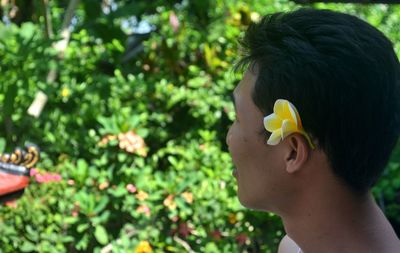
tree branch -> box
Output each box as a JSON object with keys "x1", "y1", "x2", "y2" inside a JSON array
[
  {"x1": 41, "y1": 0, "x2": 53, "y2": 39},
  {"x1": 47, "y1": 0, "x2": 80, "y2": 83}
]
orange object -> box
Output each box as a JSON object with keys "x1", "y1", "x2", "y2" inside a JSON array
[{"x1": 0, "y1": 171, "x2": 29, "y2": 195}]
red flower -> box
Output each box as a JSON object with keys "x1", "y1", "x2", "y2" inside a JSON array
[
  {"x1": 178, "y1": 222, "x2": 193, "y2": 238},
  {"x1": 30, "y1": 168, "x2": 39, "y2": 177},
  {"x1": 210, "y1": 230, "x2": 222, "y2": 240},
  {"x1": 235, "y1": 233, "x2": 248, "y2": 246},
  {"x1": 126, "y1": 184, "x2": 137, "y2": 193},
  {"x1": 33, "y1": 171, "x2": 62, "y2": 184}
]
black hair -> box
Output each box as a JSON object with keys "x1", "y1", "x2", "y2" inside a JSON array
[{"x1": 236, "y1": 8, "x2": 400, "y2": 194}]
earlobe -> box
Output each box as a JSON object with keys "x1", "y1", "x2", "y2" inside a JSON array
[{"x1": 284, "y1": 135, "x2": 309, "y2": 174}]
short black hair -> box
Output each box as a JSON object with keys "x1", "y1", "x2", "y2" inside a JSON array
[{"x1": 236, "y1": 8, "x2": 400, "y2": 194}]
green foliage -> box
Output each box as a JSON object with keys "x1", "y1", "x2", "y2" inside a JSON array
[{"x1": 0, "y1": 0, "x2": 399, "y2": 252}]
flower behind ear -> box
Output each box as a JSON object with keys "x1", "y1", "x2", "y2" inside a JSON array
[{"x1": 263, "y1": 99, "x2": 314, "y2": 149}]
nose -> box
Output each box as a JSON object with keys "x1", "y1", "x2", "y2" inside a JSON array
[{"x1": 226, "y1": 127, "x2": 232, "y2": 147}]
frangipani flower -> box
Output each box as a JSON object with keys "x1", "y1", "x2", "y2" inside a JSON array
[{"x1": 263, "y1": 99, "x2": 315, "y2": 149}]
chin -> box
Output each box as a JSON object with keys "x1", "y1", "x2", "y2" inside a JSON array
[
  {"x1": 238, "y1": 192, "x2": 261, "y2": 210},
  {"x1": 237, "y1": 191, "x2": 276, "y2": 212}
]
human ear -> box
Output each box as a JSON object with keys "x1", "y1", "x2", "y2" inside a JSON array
[{"x1": 284, "y1": 134, "x2": 309, "y2": 174}]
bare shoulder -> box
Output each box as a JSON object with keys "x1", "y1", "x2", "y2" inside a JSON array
[{"x1": 278, "y1": 235, "x2": 300, "y2": 253}]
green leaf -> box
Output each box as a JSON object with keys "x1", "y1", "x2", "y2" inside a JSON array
[
  {"x1": 108, "y1": 186, "x2": 127, "y2": 198},
  {"x1": 94, "y1": 225, "x2": 109, "y2": 245},
  {"x1": 93, "y1": 196, "x2": 110, "y2": 214},
  {"x1": 204, "y1": 242, "x2": 219, "y2": 252},
  {"x1": 77, "y1": 223, "x2": 90, "y2": 233},
  {"x1": 0, "y1": 137, "x2": 6, "y2": 153},
  {"x1": 20, "y1": 241, "x2": 36, "y2": 252},
  {"x1": 20, "y1": 22, "x2": 36, "y2": 40}
]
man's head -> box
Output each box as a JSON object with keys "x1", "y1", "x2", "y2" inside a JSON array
[{"x1": 228, "y1": 8, "x2": 400, "y2": 203}]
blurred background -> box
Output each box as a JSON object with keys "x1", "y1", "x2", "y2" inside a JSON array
[{"x1": 0, "y1": 0, "x2": 399, "y2": 252}]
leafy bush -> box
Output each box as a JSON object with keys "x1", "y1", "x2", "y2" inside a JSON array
[{"x1": 0, "y1": 1, "x2": 399, "y2": 252}]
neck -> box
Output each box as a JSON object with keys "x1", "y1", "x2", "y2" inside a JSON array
[{"x1": 280, "y1": 186, "x2": 400, "y2": 253}]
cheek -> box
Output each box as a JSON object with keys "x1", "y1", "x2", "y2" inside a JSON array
[
  {"x1": 228, "y1": 128, "x2": 264, "y2": 177},
  {"x1": 227, "y1": 124, "x2": 247, "y2": 160}
]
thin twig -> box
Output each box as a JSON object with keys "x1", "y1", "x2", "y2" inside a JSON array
[{"x1": 173, "y1": 235, "x2": 195, "y2": 253}]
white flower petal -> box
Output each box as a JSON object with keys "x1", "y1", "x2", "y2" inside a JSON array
[
  {"x1": 263, "y1": 114, "x2": 282, "y2": 132},
  {"x1": 267, "y1": 129, "x2": 282, "y2": 145}
]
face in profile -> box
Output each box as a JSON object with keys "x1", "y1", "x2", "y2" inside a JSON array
[{"x1": 226, "y1": 69, "x2": 291, "y2": 212}]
